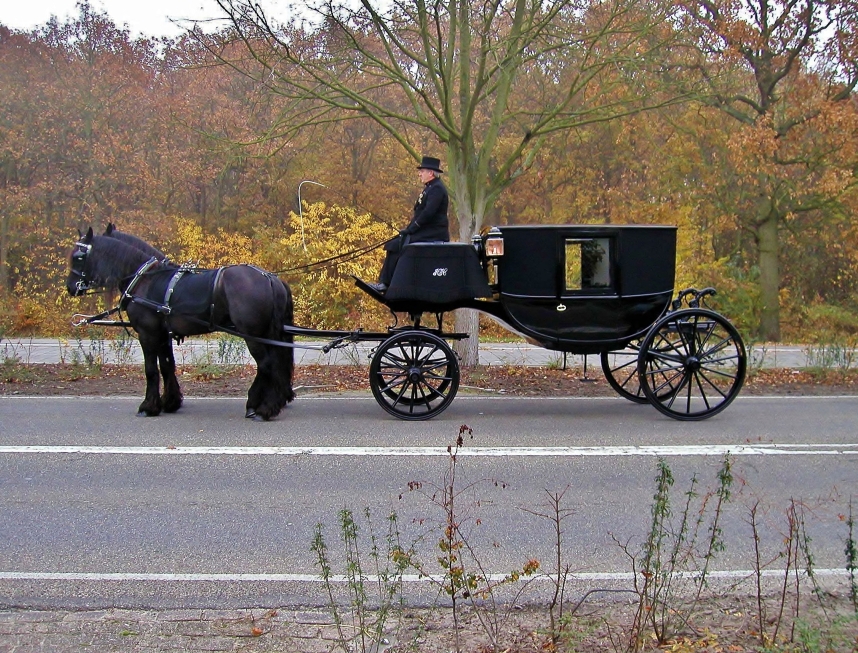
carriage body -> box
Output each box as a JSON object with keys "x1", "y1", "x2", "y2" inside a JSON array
[
  {"x1": 370, "y1": 223, "x2": 678, "y2": 355},
  {"x1": 472, "y1": 224, "x2": 677, "y2": 354}
]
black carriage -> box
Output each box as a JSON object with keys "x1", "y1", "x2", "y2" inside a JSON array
[
  {"x1": 70, "y1": 223, "x2": 746, "y2": 422},
  {"x1": 335, "y1": 223, "x2": 746, "y2": 421}
]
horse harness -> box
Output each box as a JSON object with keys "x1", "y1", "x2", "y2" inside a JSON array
[
  {"x1": 145, "y1": 264, "x2": 291, "y2": 348},
  {"x1": 119, "y1": 261, "x2": 237, "y2": 342}
]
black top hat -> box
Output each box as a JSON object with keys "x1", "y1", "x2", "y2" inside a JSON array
[{"x1": 417, "y1": 156, "x2": 444, "y2": 173}]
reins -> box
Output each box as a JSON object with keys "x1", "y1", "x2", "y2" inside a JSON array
[
  {"x1": 83, "y1": 236, "x2": 395, "y2": 279},
  {"x1": 267, "y1": 193, "x2": 403, "y2": 275},
  {"x1": 273, "y1": 235, "x2": 396, "y2": 276}
]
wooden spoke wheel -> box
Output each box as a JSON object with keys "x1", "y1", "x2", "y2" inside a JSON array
[
  {"x1": 637, "y1": 308, "x2": 746, "y2": 421},
  {"x1": 369, "y1": 331, "x2": 460, "y2": 420}
]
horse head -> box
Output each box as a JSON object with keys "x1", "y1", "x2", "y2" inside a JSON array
[
  {"x1": 67, "y1": 227, "x2": 95, "y2": 296},
  {"x1": 66, "y1": 227, "x2": 155, "y2": 296}
]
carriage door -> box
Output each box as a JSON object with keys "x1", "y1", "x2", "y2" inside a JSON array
[{"x1": 556, "y1": 235, "x2": 615, "y2": 345}]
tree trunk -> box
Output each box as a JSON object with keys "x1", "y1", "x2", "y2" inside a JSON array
[
  {"x1": 756, "y1": 214, "x2": 781, "y2": 341},
  {"x1": 454, "y1": 308, "x2": 480, "y2": 367},
  {"x1": 0, "y1": 203, "x2": 8, "y2": 296},
  {"x1": 448, "y1": 156, "x2": 486, "y2": 367}
]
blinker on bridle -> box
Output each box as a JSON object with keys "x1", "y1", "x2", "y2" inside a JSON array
[
  {"x1": 71, "y1": 241, "x2": 98, "y2": 295},
  {"x1": 70, "y1": 241, "x2": 93, "y2": 295}
]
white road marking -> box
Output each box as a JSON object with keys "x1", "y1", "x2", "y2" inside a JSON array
[{"x1": 1, "y1": 444, "x2": 857, "y2": 456}]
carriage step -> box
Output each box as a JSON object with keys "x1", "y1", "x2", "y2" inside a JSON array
[{"x1": 353, "y1": 277, "x2": 386, "y2": 300}]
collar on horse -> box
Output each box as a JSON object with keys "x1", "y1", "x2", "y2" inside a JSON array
[{"x1": 119, "y1": 257, "x2": 162, "y2": 310}]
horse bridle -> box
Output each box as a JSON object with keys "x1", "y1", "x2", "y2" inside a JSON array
[
  {"x1": 70, "y1": 240, "x2": 159, "y2": 298},
  {"x1": 70, "y1": 241, "x2": 93, "y2": 295}
]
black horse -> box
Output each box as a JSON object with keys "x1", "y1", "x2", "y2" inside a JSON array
[{"x1": 67, "y1": 227, "x2": 295, "y2": 420}]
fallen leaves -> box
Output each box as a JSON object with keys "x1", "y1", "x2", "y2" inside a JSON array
[{"x1": 2, "y1": 363, "x2": 858, "y2": 399}]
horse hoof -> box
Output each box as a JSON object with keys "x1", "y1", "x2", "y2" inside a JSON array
[
  {"x1": 137, "y1": 410, "x2": 153, "y2": 417},
  {"x1": 245, "y1": 409, "x2": 257, "y2": 419},
  {"x1": 252, "y1": 414, "x2": 270, "y2": 422}
]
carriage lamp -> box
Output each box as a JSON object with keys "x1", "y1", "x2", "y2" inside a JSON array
[{"x1": 484, "y1": 227, "x2": 504, "y2": 257}]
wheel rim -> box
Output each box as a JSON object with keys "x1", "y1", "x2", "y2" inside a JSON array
[
  {"x1": 370, "y1": 331, "x2": 459, "y2": 420},
  {"x1": 638, "y1": 309, "x2": 746, "y2": 420}
]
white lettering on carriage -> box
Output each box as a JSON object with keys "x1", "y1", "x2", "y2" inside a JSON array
[{"x1": 432, "y1": 268, "x2": 448, "y2": 277}]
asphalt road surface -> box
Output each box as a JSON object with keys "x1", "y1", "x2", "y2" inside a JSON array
[{"x1": 1, "y1": 393, "x2": 856, "y2": 609}]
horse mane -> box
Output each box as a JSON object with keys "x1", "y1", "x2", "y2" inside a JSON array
[
  {"x1": 88, "y1": 234, "x2": 176, "y2": 288},
  {"x1": 104, "y1": 223, "x2": 167, "y2": 260}
]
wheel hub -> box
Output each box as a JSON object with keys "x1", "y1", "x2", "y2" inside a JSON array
[
  {"x1": 685, "y1": 355, "x2": 701, "y2": 372},
  {"x1": 408, "y1": 367, "x2": 423, "y2": 383}
]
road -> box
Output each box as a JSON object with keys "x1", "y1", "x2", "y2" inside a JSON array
[{"x1": 1, "y1": 393, "x2": 856, "y2": 609}]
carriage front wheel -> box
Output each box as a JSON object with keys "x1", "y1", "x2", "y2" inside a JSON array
[
  {"x1": 369, "y1": 331, "x2": 460, "y2": 420},
  {"x1": 637, "y1": 308, "x2": 746, "y2": 420}
]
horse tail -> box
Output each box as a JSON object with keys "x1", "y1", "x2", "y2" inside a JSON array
[
  {"x1": 271, "y1": 274, "x2": 295, "y2": 403},
  {"x1": 279, "y1": 277, "x2": 294, "y2": 330}
]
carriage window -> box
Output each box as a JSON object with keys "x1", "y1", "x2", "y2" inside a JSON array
[{"x1": 565, "y1": 238, "x2": 610, "y2": 291}]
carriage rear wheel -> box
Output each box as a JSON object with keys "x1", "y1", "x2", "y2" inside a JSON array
[
  {"x1": 637, "y1": 308, "x2": 746, "y2": 421},
  {"x1": 602, "y1": 342, "x2": 682, "y2": 404},
  {"x1": 369, "y1": 331, "x2": 460, "y2": 420}
]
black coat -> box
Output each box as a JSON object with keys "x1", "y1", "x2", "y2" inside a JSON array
[{"x1": 401, "y1": 177, "x2": 450, "y2": 242}]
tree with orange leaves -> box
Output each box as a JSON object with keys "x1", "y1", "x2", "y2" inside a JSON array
[{"x1": 674, "y1": 0, "x2": 858, "y2": 340}]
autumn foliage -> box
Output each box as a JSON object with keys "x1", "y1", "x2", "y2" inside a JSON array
[{"x1": 1, "y1": 1, "x2": 857, "y2": 344}]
